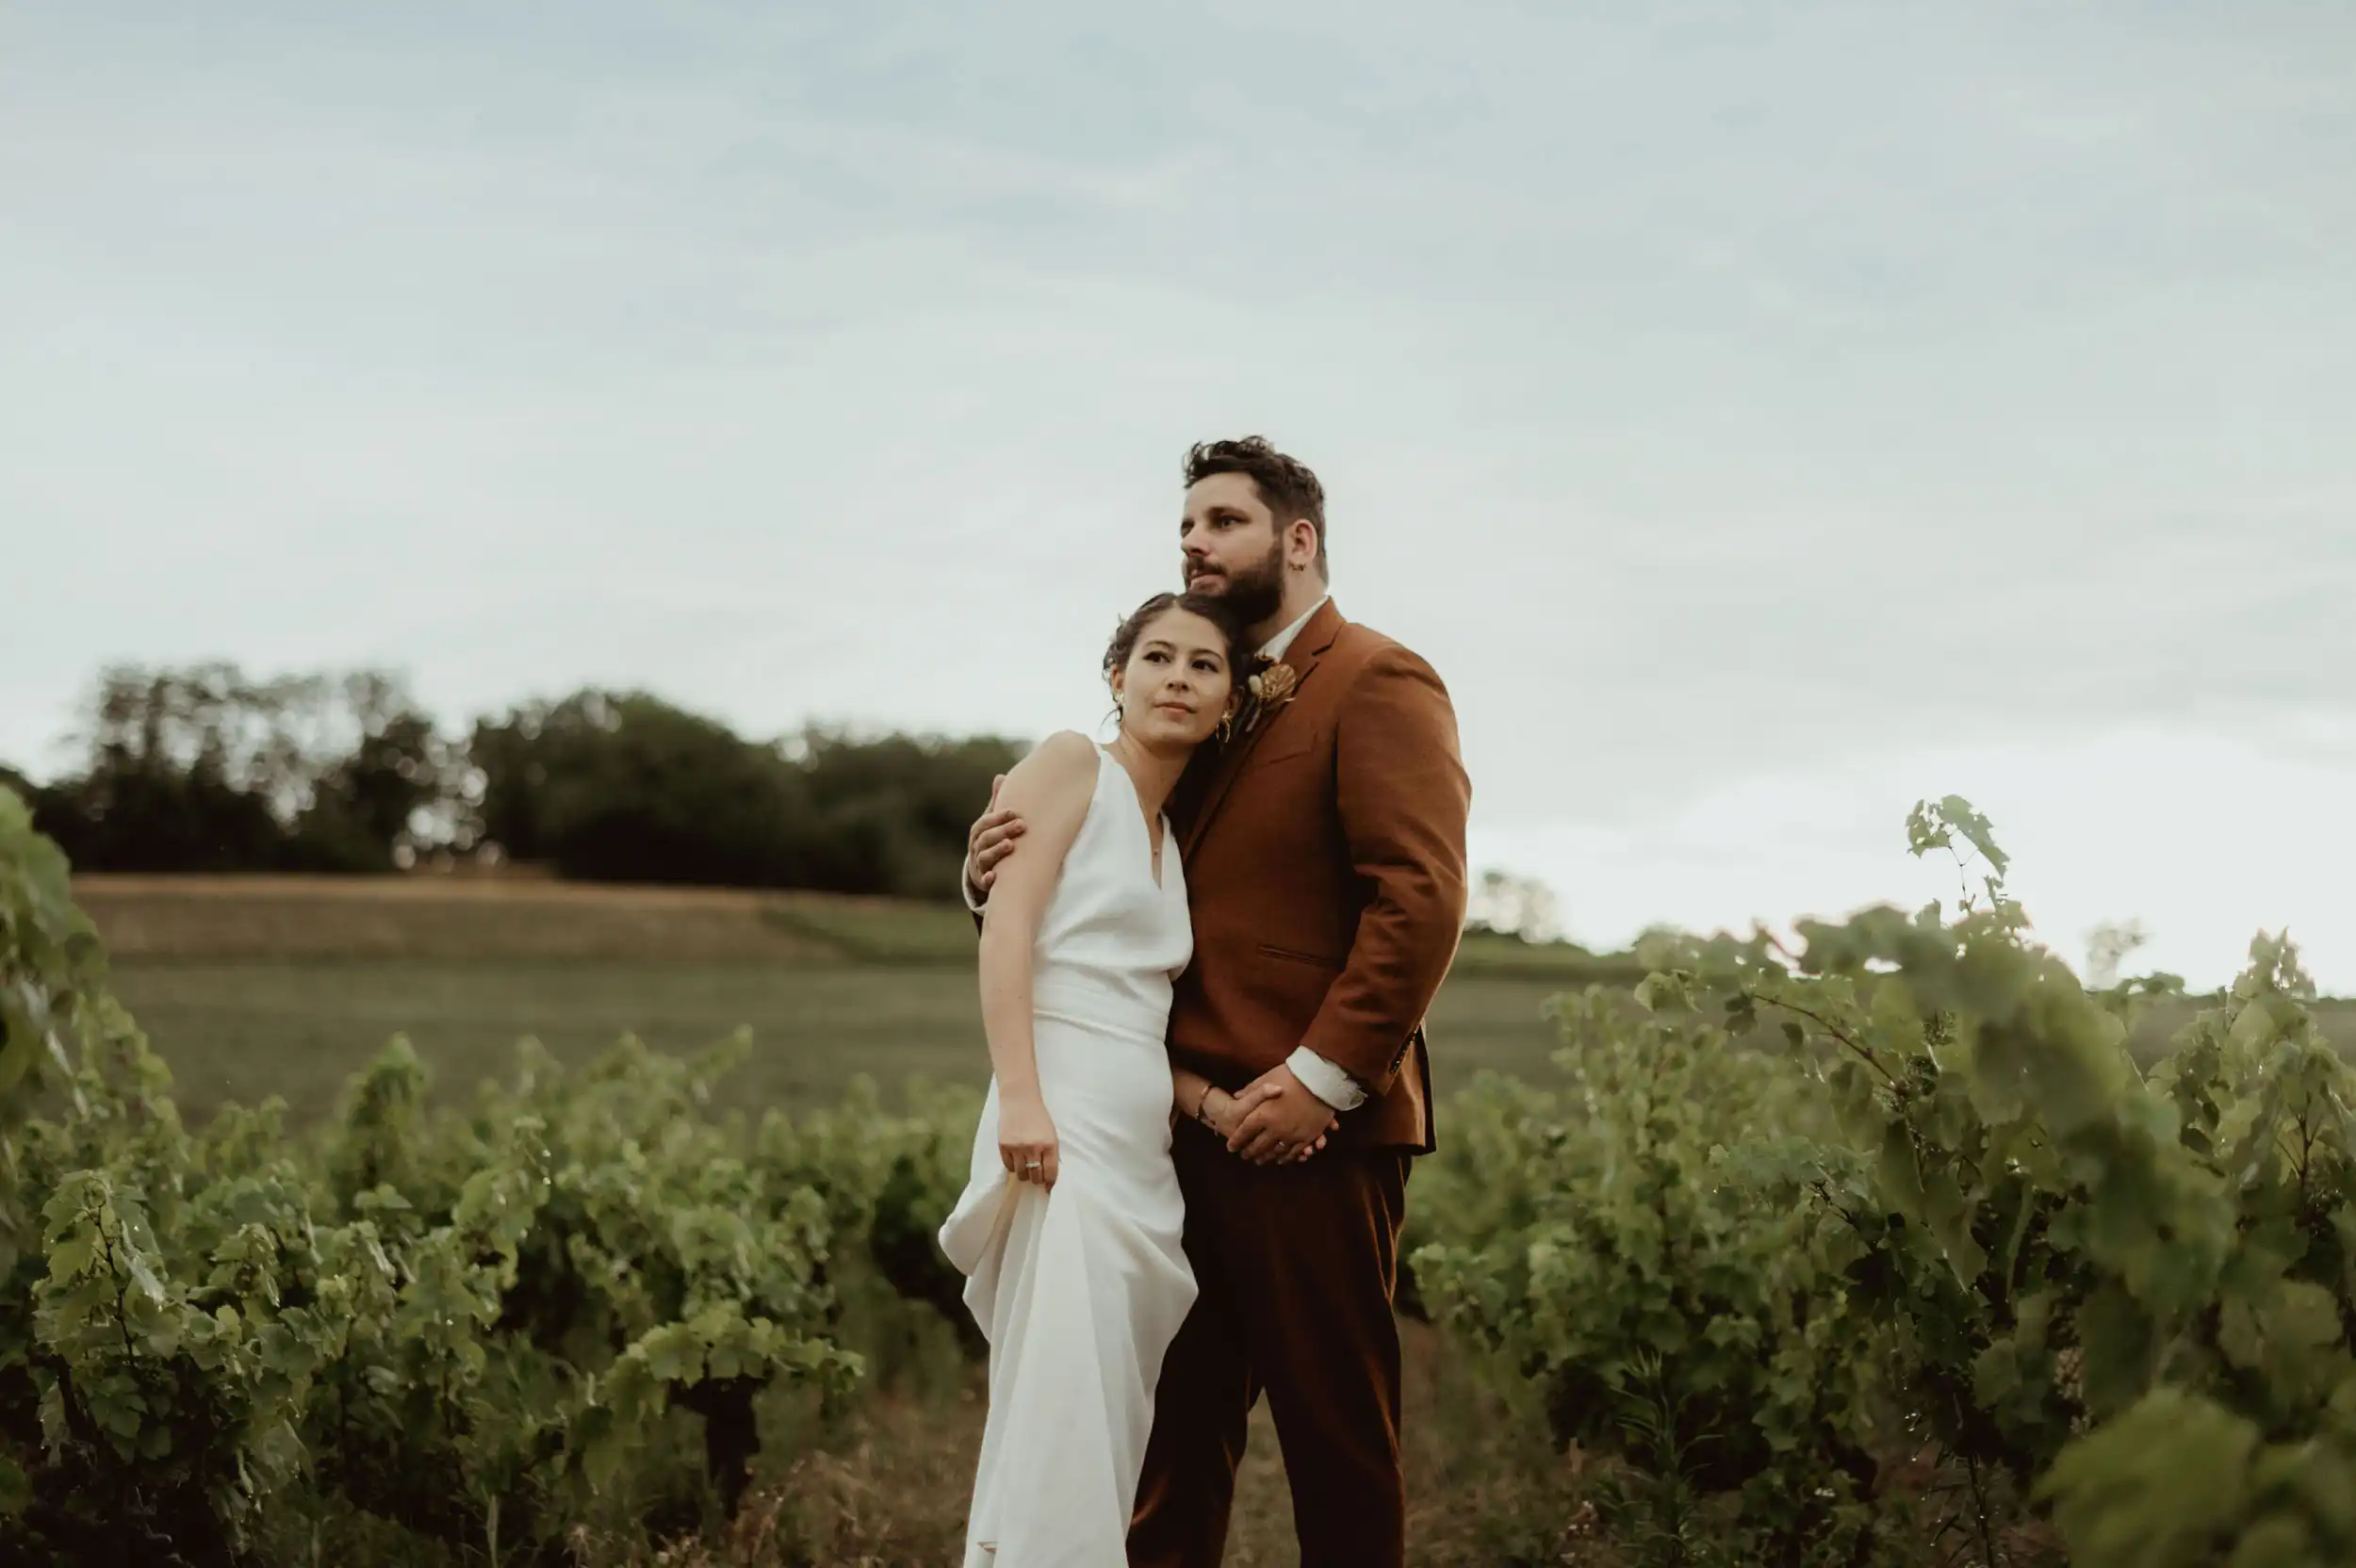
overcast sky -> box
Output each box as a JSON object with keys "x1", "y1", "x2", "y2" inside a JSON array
[{"x1": 6, "y1": 3, "x2": 2352, "y2": 988}]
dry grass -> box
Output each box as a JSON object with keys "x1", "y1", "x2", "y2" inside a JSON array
[
  {"x1": 622, "y1": 1324, "x2": 1602, "y2": 1568},
  {"x1": 73, "y1": 873, "x2": 858, "y2": 963},
  {"x1": 68, "y1": 873, "x2": 1632, "y2": 976}
]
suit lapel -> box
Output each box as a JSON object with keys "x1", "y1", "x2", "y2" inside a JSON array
[{"x1": 1182, "y1": 598, "x2": 1345, "y2": 857}]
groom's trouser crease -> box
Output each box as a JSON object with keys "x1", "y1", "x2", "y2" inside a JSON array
[{"x1": 1127, "y1": 1124, "x2": 1412, "y2": 1568}]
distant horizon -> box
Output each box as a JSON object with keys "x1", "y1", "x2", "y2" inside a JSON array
[{"x1": 12, "y1": 658, "x2": 2346, "y2": 1000}]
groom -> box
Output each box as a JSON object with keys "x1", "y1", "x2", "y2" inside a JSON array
[{"x1": 963, "y1": 436, "x2": 1470, "y2": 1567}]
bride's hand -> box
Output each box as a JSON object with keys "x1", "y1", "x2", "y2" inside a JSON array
[
  {"x1": 1207, "y1": 1084, "x2": 1334, "y2": 1162},
  {"x1": 1000, "y1": 1093, "x2": 1060, "y2": 1190},
  {"x1": 1198, "y1": 1086, "x2": 1246, "y2": 1142}
]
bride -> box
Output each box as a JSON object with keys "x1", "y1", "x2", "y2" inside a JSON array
[{"x1": 937, "y1": 590, "x2": 1332, "y2": 1565}]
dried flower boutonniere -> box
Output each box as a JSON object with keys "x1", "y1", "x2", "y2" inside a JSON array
[{"x1": 1243, "y1": 660, "x2": 1299, "y2": 733}]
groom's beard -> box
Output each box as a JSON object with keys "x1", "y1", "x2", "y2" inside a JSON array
[{"x1": 1189, "y1": 538, "x2": 1286, "y2": 628}]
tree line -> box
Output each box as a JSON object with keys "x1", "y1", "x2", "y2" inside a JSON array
[{"x1": 0, "y1": 664, "x2": 1024, "y2": 900}]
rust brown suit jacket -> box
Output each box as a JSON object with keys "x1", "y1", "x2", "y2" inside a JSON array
[{"x1": 1166, "y1": 599, "x2": 1469, "y2": 1152}]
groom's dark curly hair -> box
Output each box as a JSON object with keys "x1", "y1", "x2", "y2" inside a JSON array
[{"x1": 1185, "y1": 436, "x2": 1329, "y2": 580}]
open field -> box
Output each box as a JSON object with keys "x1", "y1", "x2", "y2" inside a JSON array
[
  {"x1": 79, "y1": 874, "x2": 2356, "y2": 1127},
  {"x1": 106, "y1": 959, "x2": 1595, "y2": 1125},
  {"x1": 77, "y1": 874, "x2": 1619, "y2": 1123},
  {"x1": 70, "y1": 871, "x2": 1639, "y2": 975}
]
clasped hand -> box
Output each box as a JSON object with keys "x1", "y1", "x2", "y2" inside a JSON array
[
  {"x1": 1202, "y1": 1066, "x2": 1340, "y2": 1167},
  {"x1": 1010, "y1": 1073, "x2": 1334, "y2": 1193}
]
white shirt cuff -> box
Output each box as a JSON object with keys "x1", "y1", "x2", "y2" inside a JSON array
[
  {"x1": 962, "y1": 867, "x2": 989, "y2": 914},
  {"x1": 1286, "y1": 1047, "x2": 1367, "y2": 1112}
]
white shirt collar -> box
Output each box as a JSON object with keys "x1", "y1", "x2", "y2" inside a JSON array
[{"x1": 1258, "y1": 594, "x2": 1332, "y2": 663}]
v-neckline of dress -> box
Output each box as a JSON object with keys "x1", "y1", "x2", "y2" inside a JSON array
[{"x1": 1098, "y1": 746, "x2": 1169, "y2": 891}]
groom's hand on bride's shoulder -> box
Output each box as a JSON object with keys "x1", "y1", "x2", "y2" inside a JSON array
[
  {"x1": 1226, "y1": 1066, "x2": 1342, "y2": 1166},
  {"x1": 964, "y1": 774, "x2": 1026, "y2": 902}
]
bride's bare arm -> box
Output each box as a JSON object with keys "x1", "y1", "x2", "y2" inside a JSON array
[
  {"x1": 1170, "y1": 1067, "x2": 1232, "y2": 1136},
  {"x1": 977, "y1": 732, "x2": 1101, "y2": 1190},
  {"x1": 963, "y1": 780, "x2": 1027, "y2": 907}
]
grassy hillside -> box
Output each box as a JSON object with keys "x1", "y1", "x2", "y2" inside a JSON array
[
  {"x1": 72, "y1": 873, "x2": 941, "y2": 964},
  {"x1": 76, "y1": 874, "x2": 2355, "y2": 1128},
  {"x1": 77, "y1": 874, "x2": 1607, "y2": 1123},
  {"x1": 72, "y1": 873, "x2": 1635, "y2": 972}
]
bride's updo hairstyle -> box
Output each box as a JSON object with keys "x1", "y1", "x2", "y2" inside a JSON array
[{"x1": 1102, "y1": 591, "x2": 1253, "y2": 692}]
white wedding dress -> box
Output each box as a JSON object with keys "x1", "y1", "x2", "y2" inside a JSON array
[{"x1": 938, "y1": 745, "x2": 1200, "y2": 1567}]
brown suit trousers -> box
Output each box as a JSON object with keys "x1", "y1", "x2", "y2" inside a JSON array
[{"x1": 1128, "y1": 1124, "x2": 1412, "y2": 1568}]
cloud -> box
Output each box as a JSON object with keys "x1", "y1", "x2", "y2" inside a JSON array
[
  {"x1": 1475, "y1": 721, "x2": 2356, "y2": 992},
  {"x1": 3, "y1": 2, "x2": 2351, "y2": 979}
]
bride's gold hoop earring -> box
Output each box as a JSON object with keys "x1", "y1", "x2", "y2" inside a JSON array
[{"x1": 1217, "y1": 710, "x2": 1235, "y2": 743}]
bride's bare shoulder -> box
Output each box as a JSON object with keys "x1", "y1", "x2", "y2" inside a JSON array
[
  {"x1": 1001, "y1": 731, "x2": 1100, "y2": 809},
  {"x1": 1028, "y1": 728, "x2": 1099, "y2": 761}
]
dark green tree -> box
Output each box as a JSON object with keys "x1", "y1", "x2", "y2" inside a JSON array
[{"x1": 26, "y1": 664, "x2": 448, "y2": 874}]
